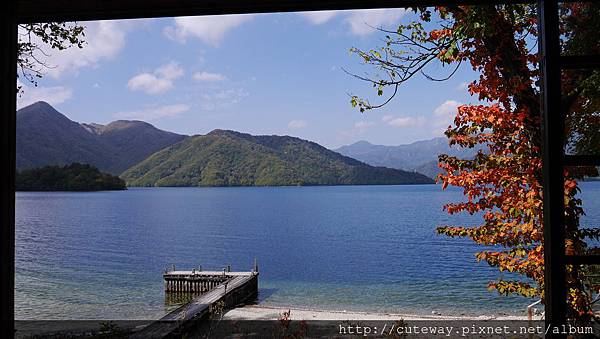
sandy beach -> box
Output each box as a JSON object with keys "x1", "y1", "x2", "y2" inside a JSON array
[{"x1": 223, "y1": 305, "x2": 537, "y2": 321}]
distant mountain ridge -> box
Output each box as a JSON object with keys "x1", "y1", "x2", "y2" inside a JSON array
[
  {"x1": 16, "y1": 101, "x2": 186, "y2": 174},
  {"x1": 122, "y1": 129, "x2": 434, "y2": 186},
  {"x1": 335, "y1": 138, "x2": 482, "y2": 179},
  {"x1": 17, "y1": 102, "x2": 435, "y2": 186}
]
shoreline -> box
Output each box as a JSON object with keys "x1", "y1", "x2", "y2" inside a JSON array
[{"x1": 223, "y1": 305, "x2": 538, "y2": 321}]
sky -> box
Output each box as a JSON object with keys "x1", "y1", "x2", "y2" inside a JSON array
[{"x1": 17, "y1": 9, "x2": 481, "y2": 149}]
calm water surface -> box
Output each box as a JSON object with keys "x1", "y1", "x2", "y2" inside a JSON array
[{"x1": 15, "y1": 183, "x2": 600, "y2": 319}]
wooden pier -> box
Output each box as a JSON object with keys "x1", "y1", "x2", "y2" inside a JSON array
[
  {"x1": 163, "y1": 269, "x2": 251, "y2": 293},
  {"x1": 132, "y1": 264, "x2": 259, "y2": 338}
]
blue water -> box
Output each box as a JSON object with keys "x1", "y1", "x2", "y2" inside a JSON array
[{"x1": 15, "y1": 182, "x2": 600, "y2": 320}]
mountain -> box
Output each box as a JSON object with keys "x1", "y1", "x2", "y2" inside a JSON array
[
  {"x1": 16, "y1": 101, "x2": 186, "y2": 174},
  {"x1": 335, "y1": 137, "x2": 481, "y2": 179},
  {"x1": 121, "y1": 130, "x2": 434, "y2": 187},
  {"x1": 414, "y1": 160, "x2": 441, "y2": 180},
  {"x1": 17, "y1": 102, "x2": 112, "y2": 172},
  {"x1": 84, "y1": 120, "x2": 186, "y2": 173}
]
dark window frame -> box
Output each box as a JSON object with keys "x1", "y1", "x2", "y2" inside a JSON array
[{"x1": 1, "y1": 0, "x2": 572, "y2": 337}]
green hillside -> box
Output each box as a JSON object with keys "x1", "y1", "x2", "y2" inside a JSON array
[
  {"x1": 16, "y1": 163, "x2": 126, "y2": 191},
  {"x1": 122, "y1": 130, "x2": 434, "y2": 187}
]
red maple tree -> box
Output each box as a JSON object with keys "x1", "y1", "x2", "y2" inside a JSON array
[{"x1": 350, "y1": 3, "x2": 600, "y2": 319}]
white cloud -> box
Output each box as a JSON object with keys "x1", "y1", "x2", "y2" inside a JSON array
[
  {"x1": 431, "y1": 100, "x2": 462, "y2": 136},
  {"x1": 338, "y1": 120, "x2": 375, "y2": 139},
  {"x1": 113, "y1": 104, "x2": 190, "y2": 121},
  {"x1": 434, "y1": 100, "x2": 462, "y2": 117},
  {"x1": 298, "y1": 11, "x2": 338, "y2": 25},
  {"x1": 155, "y1": 61, "x2": 185, "y2": 80},
  {"x1": 382, "y1": 115, "x2": 425, "y2": 128},
  {"x1": 36, "y1": 21, "x2": 129, "y2": 78},
  {"x1": 354, "y1": 121, "x2": 375, "y2": 129},
  {"x1": 388, "y1": 117, "x2": 412, "y2": 127},
  {"x1": 17, "y1": 81, "x2": 73, "y2": 109},
  {"x1": 298, "y1": 9, "x2": 407, "y2": 36},
  {"x1": 456, "y1": 82, "x2": 470, "y2": 91},
  {"x1": 128, "y1": 74, "x2": 173, "y2": 94},
  {"x1": 199, "y1": 88, "x2": 249, "y2": 111},
  {"x1": 345, "y1": 9, "x2": 407, "y2": 36},
  {"x1": 381, "y1": 115, "x2": 394, "y2": 123},
  {"x1": 288, "y1": 120, "x2": 308, "y2": 129},
  {"x1": 193, "y1": 71, "x2": 226, "y2": 82},
  {"x1": 128, "y1": 61, "x2": 184, "y2": 95},
  {"x1": 164, "y1": 14, "x2": 254, "y2": 45}
]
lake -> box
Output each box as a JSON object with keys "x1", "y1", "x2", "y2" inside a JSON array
[{"x1": 15, "y1": 182, "x2": 600, "y2": 319}]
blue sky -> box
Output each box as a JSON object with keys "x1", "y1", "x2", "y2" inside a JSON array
[{"x1": 17, "y1": 9, "x2": 480, "y2": 149}]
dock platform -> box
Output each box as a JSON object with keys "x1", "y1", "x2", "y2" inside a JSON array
[{"x1": 132, "y1": 265, "x2": 259, "y2": 338}]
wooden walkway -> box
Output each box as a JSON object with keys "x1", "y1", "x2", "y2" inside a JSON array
[
  {"x1": 162, "y1": 274, "x2": 256, "y2": 321},
  {"x1": 132, "y1": 269, "x2": 258, "y2": 338}
]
